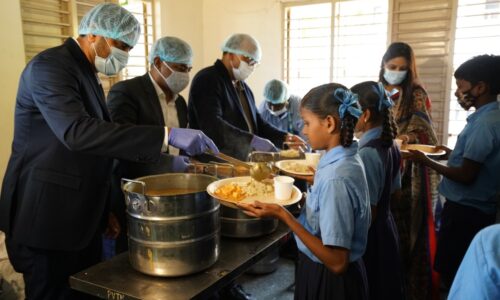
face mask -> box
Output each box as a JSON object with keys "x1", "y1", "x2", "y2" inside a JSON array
[
  {"x1": 92, "y1": 38, "x2": 129, "y2": 76},
  {"x1": 457, "y1": 87, "x2": 477, "y2": 111},
  {"x1": 232, "y1": 56, "x2": 255, "y2": 81},
  {"x1": 155, "y1": 62, "x2": 190, "y2": 94},
  {"x1": 267, "y1": 106, "x2": 288, "y2": 117},
  {"x1": 383, "y1": 69, "x2": 407, "y2": 85}
]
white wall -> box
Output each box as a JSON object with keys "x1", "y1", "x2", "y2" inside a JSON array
[
  {"x1": 157, "y1": 0, "x2": 283, "y2": 105},
  {"x1": 158, "y1": 0, "x2": 204, "y2": 99},
  {"x1": 201, "y1": 0, "x2": 283, "y2": 106},
  {"x1": 0, "y1": 2, "x2": 25, "y2": 189}
]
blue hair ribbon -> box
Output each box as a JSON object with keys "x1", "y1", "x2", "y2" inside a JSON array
[
  {"x1": 374, "y1": 82, "x2": 396, "y2": 111},
  {"x1": 334, "y1": 88, "x2": 362, "y2": 119}
]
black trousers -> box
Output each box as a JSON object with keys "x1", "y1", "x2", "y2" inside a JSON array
[
  {"x1": 434, "y1": 200, "x2": 496, "y2": 289},
  {"x1": 6, "y1": 234, "x2": 102, "y2": 300}
]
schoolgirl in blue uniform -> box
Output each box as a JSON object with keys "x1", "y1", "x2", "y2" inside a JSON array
[
  {"x1": 409, "y1": 54, "x2": 500, "y2": 289},
  {"x1": 239, "y1": 83, "x2": 371, "y2": 300},
  {"x1": 351, "y1": 81, "x2": 405, "y2": 300}
]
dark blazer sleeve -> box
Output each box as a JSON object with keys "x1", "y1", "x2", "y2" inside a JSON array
[
  {"x1": 176, "y1": 95, "x2": 188, "y2": 128},
  {"x1": 244, "y1": 85, "x2": 287, "y2": 147},
  {"x1": 30, "y1": 58, "x2": 164, "y2": 163},
  {"x1": 189, "y1": 71, "x2": 253, "y2": 158}
]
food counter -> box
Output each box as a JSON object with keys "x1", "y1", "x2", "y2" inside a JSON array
[{"x1": 69, "y1": 222, "x2": 290, "y2": 300}]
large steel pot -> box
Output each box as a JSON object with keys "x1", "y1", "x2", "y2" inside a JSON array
[
  {"x1": 122, "y1": 173, "x2": 219, "y2": 277},
  {"x1": 221, "y1": 205, "x2": 278, "y2": 238}
]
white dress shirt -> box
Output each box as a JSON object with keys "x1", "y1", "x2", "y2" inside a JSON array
[{"x1": 148, "y1": 72, "x2": 180, "y2": 155}]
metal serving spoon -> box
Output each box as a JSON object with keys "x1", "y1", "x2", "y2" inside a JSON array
[{"x1": 204, "y1": 151, "x2": 272, "y2": 181}]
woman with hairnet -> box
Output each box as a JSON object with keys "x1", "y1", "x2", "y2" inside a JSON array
[
  {"x1": 106, "y1": 36, "x2": 194, "y2": 254},
  {"x1": 188, "y1": 33, "x2": 304, "y2": 161},
  {"x1": 258, "y1": 79, "x2": 305, "y2": 140},
  {"x1": 0, "y1": 4, "x2": 217, "y2": 299}
]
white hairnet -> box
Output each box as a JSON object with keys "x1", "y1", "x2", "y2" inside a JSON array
[
  {"x1": 150, "y1": 37, "x2": 193, "y2": 66},
  {"x1": 221, "y1": 33, "x2": 262, "y2": 62},
  {"x1": 264, "y1": 79, "x2": 288, "y2": 104},
  {"x1": 78, "y1": 3, "x2": 141, "y2": 47}
]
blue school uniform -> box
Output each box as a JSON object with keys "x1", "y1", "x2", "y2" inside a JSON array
[
  {"x1": 358, "y1": 127, "x2": 401, "y2": 205},
  {"x1": 358, "y1": 127, "x2": 405, "y2": 300},
  {"x1": 448, "y1": 224, "x2": 500, "y2": 300},
  {"x1": 435, "y1": 101, "x2": 500, "y2": 288},
  {"x1": 438, "y1": 101, "x2": 500, "y2": 214},
  {"x1": 296, "y1": 142, "x2": 371, "y2": 262},
  {"x1": 294, "y1": 142, "x2": 370, "y2": 300}
]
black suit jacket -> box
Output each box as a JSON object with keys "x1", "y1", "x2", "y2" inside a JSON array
[
  {"x1": 0, "y1": 39, "x2": 164, "y2": 251},
  {"x1": 107, "y1": 73, "x2": 188, "y2": 178},
  {"x1": 107, "y1": 73, "x2": 188, "y2": 128},
  {"x1": 188, "y1": 60, "x2": 286, "y2": 160}
]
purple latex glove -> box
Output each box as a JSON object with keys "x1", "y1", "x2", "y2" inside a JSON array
[
  {"x1": 171, "y1": 155, "x2": 190, "y2": 172},
  {"x1": 250, "y1": 135, "x2": 278, "y2": 152},
  {"x1": 168, "y1": 128, "x2": 219, "y2": 156}
]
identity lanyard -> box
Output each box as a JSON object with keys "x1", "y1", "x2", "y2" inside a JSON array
[{"x1": 287, "y1": 111, "x2": 294, "y2": 134}]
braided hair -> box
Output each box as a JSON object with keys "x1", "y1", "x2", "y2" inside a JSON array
[
  {"x1": 301, "y1": 83, "x2": 361, "y2": 147},
  {"x1": 351, "y1": 81, "x2": 398, "y2": 148}
]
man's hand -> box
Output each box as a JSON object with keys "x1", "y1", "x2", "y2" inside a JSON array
[{"x1": 168, "y1": 128, "x2": 219, "y2": 156}]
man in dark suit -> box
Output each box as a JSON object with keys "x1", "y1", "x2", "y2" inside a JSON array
[
  {"x1": 188, "y1": 33, "x2": 304, "y2": 161},
  {"x1": 0, "y1": 4, "x2": 217, "y2": 299},
  {"x1": 106, "y1": 36, "x2": 193, "y2": 253}
]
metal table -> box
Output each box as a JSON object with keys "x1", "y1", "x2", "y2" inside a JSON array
[{"x1": 70, "y1": 223, "x2": 290, "y2": 300}]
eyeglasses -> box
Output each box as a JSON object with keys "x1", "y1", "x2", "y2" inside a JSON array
[
  {"x1": 166, "y1": 62, "x2": 192, "y2": 73},
  {"x1": 239, "y1": 55, "x2": 259, "y2": 67},
  {"x1": 108, "y1": 38, "x2": 132, "y2": 52}
]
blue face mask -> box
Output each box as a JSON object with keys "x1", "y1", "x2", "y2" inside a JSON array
[
  {"x1": 92, "y1": 38, "x2": 129, "y2": 76},
  {"x1": 383, "y1": 68, "x2": 407, "y2": 85}
]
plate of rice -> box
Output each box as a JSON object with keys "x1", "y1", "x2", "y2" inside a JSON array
[{"x1": 206, "y1": 176, "x2": 302, "y2": 209}]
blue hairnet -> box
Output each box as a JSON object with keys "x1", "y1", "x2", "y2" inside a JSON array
[
  {"x1": 78, "y1": 3, "x2": 141, "y2": 47},
  {"x1": 264, "y1": 79, "x2": 288, "y2": 104},
  {"x1": 221, "y1": 33, "x2": 262, "y2": 62},
  {"x1": 149, "y1": 37, "x2": 193, "y2": 66}
]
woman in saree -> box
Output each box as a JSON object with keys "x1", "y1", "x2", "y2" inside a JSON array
[{"x1": 379, "y1": 42, "x2": 441, "y2": 300}]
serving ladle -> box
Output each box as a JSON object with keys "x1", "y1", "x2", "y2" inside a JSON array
[{"x1": 204, "y1": 151, "x2": 272, "y2": 181}]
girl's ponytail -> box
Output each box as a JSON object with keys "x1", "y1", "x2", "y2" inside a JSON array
[{"x1": 334, "y1": 88, "x2": 362, "y2": 148}]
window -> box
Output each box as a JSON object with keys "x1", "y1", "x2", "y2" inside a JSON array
[
  {"x1": 19, "y1": 0, "x2": 155, "y2": 95},
  {"x1": 447, "y1": 0, "x2": 500, "y2": 147},
  {"x1": 20, "y1": 0, "x2": 73, "y2": 62},
  {"x1": 119, "y1": 0, "x2": 155, "y2": 80},
  {"x1": 283, "y1": 0, "x2": 388, "y2": 97}
]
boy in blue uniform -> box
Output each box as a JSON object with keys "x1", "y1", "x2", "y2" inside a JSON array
[{"x1": 409, "y1": 54, "x2": 500, "y2": 289}]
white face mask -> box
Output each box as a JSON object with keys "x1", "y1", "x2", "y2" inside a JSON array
[
  {"x1": 383, "y1": 69, "x2": 407, "y2": 85},
  {"x1": 92, "y1": 38, "x2": 129, "y2": 76},
  {"x1": 155, "y1": 61, "x2": 190, "y2": 94},
  {"x1": 267, "y1": 105, "x2": 287, "y2": 117},
  {"x1": 232, "y1": 56, "x2": 255, "y2": 81}
]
